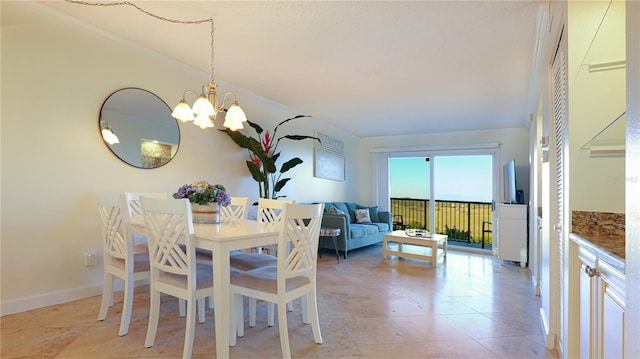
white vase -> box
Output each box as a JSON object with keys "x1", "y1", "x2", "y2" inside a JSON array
[{"x1": 191, "y1": 202, "x2": 220, "y2": 224}]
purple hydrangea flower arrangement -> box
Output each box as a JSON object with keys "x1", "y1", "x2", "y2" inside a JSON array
[{"x1": 173, "y1": 180, "x2": 231, "y2": 206}]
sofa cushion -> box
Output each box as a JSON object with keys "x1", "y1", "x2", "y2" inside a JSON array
[
  {"x1": 332, "y1": 202, "x2": 350, "y2": 219},
  {"x1": 354, "y1": 208, "x2": 372, "y2": 223},
  {"x1": 345, "y1": 202, "x2": 358, "y2": 223},
  {"x1": 349, "y1": 224, "x2": 368, "y2": 239},
  {"x1": 371, "y1": 222, "x2": 391, "y2": 232},
  {"x1": 357, "y1": 205, "x2": 379, "y2": 222}
]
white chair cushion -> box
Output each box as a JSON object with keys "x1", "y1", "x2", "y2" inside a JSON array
[
  {"x1": 230, "y1": 253, "x2": 277, "y2": 271},
  {"x1": 110, "y1": 251, "x2": 150, "y2": 272},
  {"x1": 231, "y1": 266, "x2": 310, "y2": 294},
  {"x1": 158, "y1": 262, "x2": 213, "y2": 290}
]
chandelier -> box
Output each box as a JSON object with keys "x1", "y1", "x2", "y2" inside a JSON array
[
  {"x1": 171, "y1": 19, "x2": 247, "y2": 131},
  {"x1": 65, "y1": 0, "x2": 248, "y2": 131}
]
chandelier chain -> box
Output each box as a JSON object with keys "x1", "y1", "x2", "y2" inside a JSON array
[{"x1": 64, "y1": 0, "x2": 215, "y2": 80}]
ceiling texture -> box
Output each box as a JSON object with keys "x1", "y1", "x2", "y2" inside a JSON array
[{"x1": 39, "y1": 0, "x2": 543, "y2": 137}]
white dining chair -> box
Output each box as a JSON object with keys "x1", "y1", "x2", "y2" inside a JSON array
[
  {"x1": 220, "y1": 196, "x2": 249, "y2": 220},
  {"x1": 123, "y1": 192, "x2": 166, "y2": 244},
  {"x1": 96, "y1": 192, "x2": 150, "y2": 337},
  {"x1": 230, "y1": 203, "x2": 324, "y2": 359},
  {"x1": 141, "y1": 197, "x2": 214, "y2": 359},
  {"x1": 124, "y1": 192, "x2": 197, "y2": 317},
  {"x1": 229, "y1": 198, "x2": 295, "y2": 327}
]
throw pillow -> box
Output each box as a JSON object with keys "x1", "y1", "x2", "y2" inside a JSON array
[
  {"x1": 358, "y1": 205, "x2": 379, "y2": 222},
  {"x1": 327, "y1": 206, "x2": 346, "y2": 215},
  {"x1": 345, "y1": 202, "x2": 358, "y2": 223},
  {"x1": 354, "y1": 208, "x2": 372, "y2": 223},
  {"x1": 324, "y1": 203, "x2": 336, "y2": 214}
]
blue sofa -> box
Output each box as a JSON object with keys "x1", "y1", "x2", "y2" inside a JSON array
[{"x1": 319, "y1": 202, "x2": 392, "y2": 259}]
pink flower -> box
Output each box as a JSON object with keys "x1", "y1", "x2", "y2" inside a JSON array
[{"x1": 262, "y1": 131, "x2": 273, "y2": 153}]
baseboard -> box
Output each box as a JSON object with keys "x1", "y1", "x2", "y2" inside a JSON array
[
  {"x1": 448, "y1": 246, "x2": 493, "y2": 256},
  {"x1": 1, "y1": 278, "x2": 150, "y2": 316},
  {"x1": 539, "y1": 307, "x2": 556, "y2": 350},
  {"x1": 1, "y1": 283, "x2": 102, "y2": 316}
]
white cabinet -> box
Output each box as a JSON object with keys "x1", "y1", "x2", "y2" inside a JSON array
[
  {"x1": 497, "y1": 203, "x2": 527, "y2": 266},
  {"x1": 577, "y1": 247, "x2": 626, "y2": 358}
]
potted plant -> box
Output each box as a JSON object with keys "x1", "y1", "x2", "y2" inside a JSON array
[
  {"x1": 173, "y1": 181, "x2": 231, "y2": 223},
  {"x1": 221, "y1": 115, "x2": 320, "y2": 201}
]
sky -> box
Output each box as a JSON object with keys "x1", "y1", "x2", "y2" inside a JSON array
[{"x1": 390, "y1": 155, "x2": 493, "y2": 202}]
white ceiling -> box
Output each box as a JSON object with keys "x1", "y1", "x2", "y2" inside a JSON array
[{"x1": 38, "y1": 0, "x2": 543, "y2": 137}]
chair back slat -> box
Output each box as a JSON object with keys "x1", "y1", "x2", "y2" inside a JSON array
[
  {"x1": 220, "y1": 196, "x2": 249, "y2": 219},
  {"x1": 124, "y1": 192, "x2": 167, "y2": 217},
  {"x1": 278, "y1": 204, "x2": 324, "y2": 281},
  {"x1": 142, "y1": 197, "x2": 194, "y2": 277},
  {"x1": 257, "y1": 198, "x2": 295, "y2": 223},
  {"x1": 96, "y1": 193, "x2": 130, "y2": 260}
]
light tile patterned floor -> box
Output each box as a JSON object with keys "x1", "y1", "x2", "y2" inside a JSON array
[{"x1": 0, "y1": 244, "x2": 558, "y2": 358}]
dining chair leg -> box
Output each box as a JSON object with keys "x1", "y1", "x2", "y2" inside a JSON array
[
  {"x1": 144, "y1": 290, "x2": 161, "y2": 348},
  {"x1": 308, "y1": 290, "x2": 323, "y2": 344},
  {"x1": 98, "y1": 273, "x2": 113, "y2": 321},
  {"x1": 301, "y1": 294, "x2": 309, "y2": 324},
  {"x1": 267, "y1": 302, "x2": 275, "y2": 327},
  {"x1": 277, "y1": 302, "x2": 292, "y2": 359},
  {"x1": 179, "y1": 299, "x2": 186, "y2": 317},
  {"x1": 267, "y1": 301, "x2": 292, "y2": 326},
  {"x1": 197, "y1": 298, "x2": 206, "y2": 324},
  {"x1": 249, "y1": 298, "x2": 257, "y2": 327},
  {"x1": 183, "y1": 297, "x2": 197, "y2": 359},
  {"x1": 118, "y1": 275, "x2": 135, "y2": 336},
  {"x1": 208, "y1": 295, "x2": 214, "y2": 309}
]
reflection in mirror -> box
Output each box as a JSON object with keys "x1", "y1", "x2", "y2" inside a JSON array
[{"x1": 100, "y1": 88, "x2": 180, "y2": 169}]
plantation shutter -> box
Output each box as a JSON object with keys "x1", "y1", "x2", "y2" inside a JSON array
[{"x1": 550, "y1": 27, "x2": 568, "y2": 346}]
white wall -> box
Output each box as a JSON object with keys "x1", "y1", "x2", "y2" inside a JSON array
[
  {"x1": 0, "y1": 2, "x2": 354, "y2": 314},
  {"x1": 568, "y1": 0, "x2": 626, "y2": 213}
]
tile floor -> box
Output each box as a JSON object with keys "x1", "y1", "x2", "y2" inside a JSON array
[{"x1": 0, "y1": 244, "x2": 558, "y2": 358}]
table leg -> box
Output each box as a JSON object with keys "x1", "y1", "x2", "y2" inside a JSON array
[
  {"x1": 431, "y1": 241, "x2": 437, "y2": 267},
  {"x1": 213, "y1": 248, "x2": 231, "y2": 358}
]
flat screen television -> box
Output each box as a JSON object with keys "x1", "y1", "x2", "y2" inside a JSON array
[{"x1": 502, "y1": 159, "x2": 517, "y2": 204}]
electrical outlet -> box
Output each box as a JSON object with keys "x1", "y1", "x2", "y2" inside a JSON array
[{"x1": 84, "y1": 252, "x2": 98, "y2": 266}]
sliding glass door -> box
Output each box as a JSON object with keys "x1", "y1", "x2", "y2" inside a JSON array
[
  {"x1": 389, "y1": 151, "x2": 497, "y2": 252},
  {"x1": 433, "y1": 155, "x2": 494, "y2": 250}
]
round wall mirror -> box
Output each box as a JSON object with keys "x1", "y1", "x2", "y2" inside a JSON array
[{"x1": 99, "y1": 88, "x2": 180, "y2": 169}]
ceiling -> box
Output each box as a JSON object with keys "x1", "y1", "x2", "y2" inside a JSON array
[{"x1": 38, "y1": 0, "x2": 543, "y2": 137}]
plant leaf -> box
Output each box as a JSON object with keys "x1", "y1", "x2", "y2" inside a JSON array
[
  {"x1": 246, "y1": 161, "x2": 267, "y2": 182},
  {"x1": 283, "y1": 134, "x2": 321, "y2": 143},
  {"x1": 273, "y1": 115, "x2": 311, "y2": 134},
  {"x1": 280, "y1": 157, "x2": 303, "y2": 173},
  {"x1": 274, "y1": 177, "x2": 292, "y2": 192},
  {"x1": 247, "y1": 120, "x2": 264, "y2": 134}
]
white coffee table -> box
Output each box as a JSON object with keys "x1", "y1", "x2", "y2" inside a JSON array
[{"x1": 383, "y1": 230, "x2": 447, "y2": 267}]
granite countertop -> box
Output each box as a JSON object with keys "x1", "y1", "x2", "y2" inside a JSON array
[
  {"x1": 571, "y1": 210, "x2": 625, "y2": 273},
  {"x1": 570, "y1": 233, "x2": 625, "y2": 273}
]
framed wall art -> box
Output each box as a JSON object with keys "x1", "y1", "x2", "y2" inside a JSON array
[{"x1": 314, "y1": 147, "x2": 345, "y2": 181}]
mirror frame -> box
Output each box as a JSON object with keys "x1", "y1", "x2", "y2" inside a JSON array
[{"x1": 99, "y1": 88, "x2": 180, "y2": 169}]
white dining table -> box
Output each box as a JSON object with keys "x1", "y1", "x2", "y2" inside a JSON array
[{"x1": 130, "y1": 217, "x2": 280, "y2": 359}]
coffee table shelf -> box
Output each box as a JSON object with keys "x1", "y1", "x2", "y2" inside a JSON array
[{"x1": 383, "y1": 230, "x2": 447, "y2": 267}]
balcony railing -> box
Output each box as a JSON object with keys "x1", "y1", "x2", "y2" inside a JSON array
[{"x1": 391, "y1": 198, "x2": 493, "y2": 250}]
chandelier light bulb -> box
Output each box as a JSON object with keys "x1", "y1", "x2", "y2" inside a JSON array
[
  {"x1": 193, "y1": 113, "x2": 214, "y2": 129},
  {"x1": 192, "y1": 95, "x2": 216, "y2": 117},
  {"x1": 171, "y1": 100, "x2": 195, "y2": 122}
]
